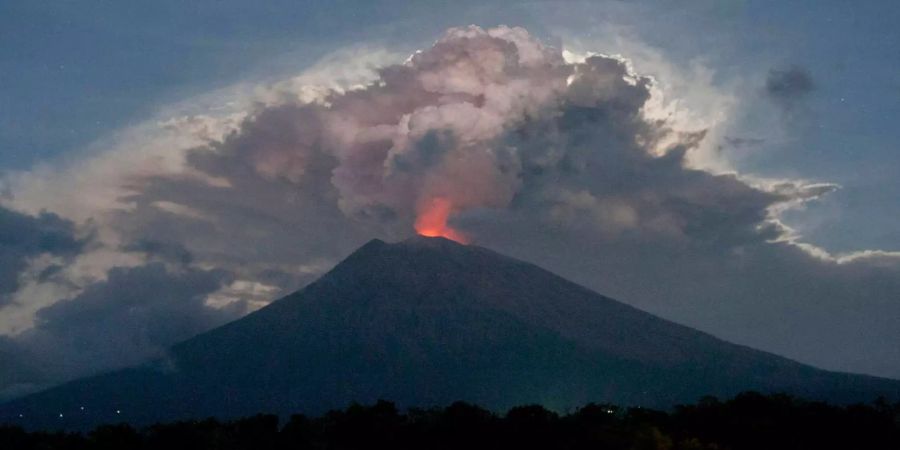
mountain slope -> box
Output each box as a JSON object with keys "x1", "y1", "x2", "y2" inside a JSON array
[{"x1": 2, "y1": 236, "x2": 899, "y2": 429}]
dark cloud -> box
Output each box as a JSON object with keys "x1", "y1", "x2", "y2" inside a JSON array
[
  {"x1": 765, "y1": 66, "x2": 815, "y2": 104},
  {"x1": 723, "y1": 136, "x2": 765, "y2": 149},
  {"x1": 0, "y1": 263, "x2": 241, "y2": 399},
  {"x1": 0, "y1": 206, "x2": 84, "y2": 306},
  {"x1": 123, "y1": 238, "x2": 194, "y2": 265}
]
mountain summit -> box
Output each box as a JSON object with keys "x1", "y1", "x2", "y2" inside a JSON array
[{"x1": 3, "y1": 236, "x2": 899, "y2": 429}]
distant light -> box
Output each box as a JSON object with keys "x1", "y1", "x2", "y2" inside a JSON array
[
  {"x1": 80, "y1": 406, "x2": 85, "y2": 411},
  {"x1": 116, "y1": 410, "x2": 121, "y2": 414},
  {"x1": 59, "y1": 413, "x2": 63, "y2": 418},
  {"x1": 18, "y1": 414, "x2": 23, "y2": 418}
]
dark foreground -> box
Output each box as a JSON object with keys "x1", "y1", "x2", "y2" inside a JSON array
[{"x1": 2, "y1": 393, "x2": 899, "y2": 450}]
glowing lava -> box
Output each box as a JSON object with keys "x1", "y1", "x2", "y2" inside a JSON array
[{"x1": 414, "y1": 197, "x2": 469, "y2": 244}]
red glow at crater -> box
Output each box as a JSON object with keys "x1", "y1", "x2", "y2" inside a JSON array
[{"x1": 414, "y1": 197, "x2": 469, "y2": 244}]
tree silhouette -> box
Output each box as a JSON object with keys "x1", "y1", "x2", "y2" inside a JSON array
[{"x1": 1, "y1": 393, "x2": 898, "y2": 449}]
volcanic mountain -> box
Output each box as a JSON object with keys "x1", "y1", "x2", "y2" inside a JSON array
[{"x1": 3, "y1": 236, "x2": 899, "y2": 429}]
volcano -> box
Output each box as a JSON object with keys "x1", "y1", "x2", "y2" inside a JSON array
[{"x1": 2, "y1": 236, "x2": 899, "y2": 429}]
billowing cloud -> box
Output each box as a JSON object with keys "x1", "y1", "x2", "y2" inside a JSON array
[{"x1": 1, "y1": 25, "x2": 899, "y2": 397}]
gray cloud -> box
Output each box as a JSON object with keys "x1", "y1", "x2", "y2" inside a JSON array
[
  {"x1": 123, "y1": 239, "x2": 194, "y2": 265},
  {"x1": 0, "y1": 206, "x2": 84, "y2": 306},
  {"x1": 0, "y1": 263, "x2": 241, "y2": 399},
  {"x1": 765, "y1": 66, "x2": 815, "y2": 105}
]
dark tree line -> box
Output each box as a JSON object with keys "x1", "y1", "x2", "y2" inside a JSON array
[{"x1": 2, "y1": 392, "x2": 899, "y2": 449}]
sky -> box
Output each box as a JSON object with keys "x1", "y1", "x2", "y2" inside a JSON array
[{"x1": 1, "y1": 0, "x2": 899, "y2": 399}]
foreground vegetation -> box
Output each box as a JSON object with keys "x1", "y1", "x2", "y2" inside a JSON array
[{"x1": 2, "y1": 392, "x2": 899, "y2": 449}]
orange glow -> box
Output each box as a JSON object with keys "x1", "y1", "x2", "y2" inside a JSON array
[{"x1": 414, "y1": 197, "x2": 469, "y2": 244}]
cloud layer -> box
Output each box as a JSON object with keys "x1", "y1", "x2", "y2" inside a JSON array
[{"x1": 1, "y1": 26, "x2": 898, "y2": 397}]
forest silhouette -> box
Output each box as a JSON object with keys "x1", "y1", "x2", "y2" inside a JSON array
[{"x1": 2, "y1": 392, "x2": 899, "y2": 449}]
